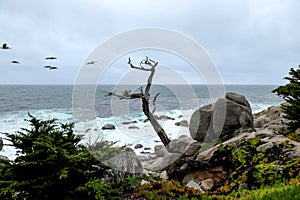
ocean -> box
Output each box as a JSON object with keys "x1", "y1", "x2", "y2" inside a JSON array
[{"x1": 0, "y1": 85, "x2": 284, "y2": 160}]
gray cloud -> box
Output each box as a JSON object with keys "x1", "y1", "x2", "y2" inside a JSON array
[{"x1": 0, "y1": 0, "x2": 299, "y2": 84}]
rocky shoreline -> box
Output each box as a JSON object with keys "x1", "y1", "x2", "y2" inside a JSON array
[
  {"x1": 99, "y1": 92, "x2": 300, "y2": 194},
  {"x1": 1, "y1": 92, "x2": 299, "y2": 196}
]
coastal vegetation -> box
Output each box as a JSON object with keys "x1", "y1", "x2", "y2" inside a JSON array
[
  {"x1": 0, "y1": 114, "x2": 127, "y2": 199},
  {"x1": 273, "y1": 65, "x2": 300, "y2": 127}
]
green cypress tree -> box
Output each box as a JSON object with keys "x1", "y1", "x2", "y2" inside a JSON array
[
  {"x1": 0, "y1": 114, "x2": 104, "y2": 200},
  {"x1": 272, "y1": 65, "x2": 300, "y2": 127}
]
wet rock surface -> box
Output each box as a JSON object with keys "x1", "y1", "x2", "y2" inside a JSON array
[
  {"x1": 189, "y1": 92, "x2": 253, "y2": 143},
  {"x1": 102, "y1": 124, "x2": 116, "y2": 130},
  {"x1": 138, "y1": 95, "x2": 299, "y2": 193}
]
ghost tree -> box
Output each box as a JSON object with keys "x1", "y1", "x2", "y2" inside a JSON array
[{"x1": 106, "y1": 57, "x2": 171, "y2": 147}]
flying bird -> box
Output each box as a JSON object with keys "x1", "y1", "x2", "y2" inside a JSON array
[
  {"x1": 44, "y1": 66, "x2": 58, "y2": 70},
  {"x1": 45, "y1": 56, "x2": 57, "y2": 60},
  {"x1": 11, "y1": 60, "x2": 20, "y2": 64},
  {"x1": 1, "y1": 43, "x2": 11, "y2": 50},
  {"x1": 86, "y1": 61, "x2": 96, "y2": 65},
  {"x1": 49, "y1": 66, "x2": 58, "y2": 70}
]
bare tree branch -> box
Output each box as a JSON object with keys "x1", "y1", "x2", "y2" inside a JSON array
[
  {"x1": 140, "y1": 56, "x2": 158, "y2": 68},
  {"x1": 105, "y1": 91, "x2": 142, "y2": 100},
  {"x1": 128, "y1": 57, "x2": 157, "y2": 71}
]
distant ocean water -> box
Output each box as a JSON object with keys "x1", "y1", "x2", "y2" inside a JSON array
[{"x1": 0, "y1": 85, "x2": 284, "y2": 160}]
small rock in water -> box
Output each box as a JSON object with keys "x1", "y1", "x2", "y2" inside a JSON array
[
  {"x1": 157, "y1": 115, "x2": 175, "y2": 120},
  {"x1": 128, "y1": 126, "x2": 139, "y2": 129},
  {"x1": 140, "y1": 151, "x2": 150, "y2": 154},
  {"x1": 102, "y1": 124, "x2": 115, "y2": 130},
  {"x1": 122, "y1": 120, "x2": 137, "y2": 125},
  {"x1": 175, "y1": 120, "x2": 189, "y2": 127},
  {"x1": 144, "y1": 147, "x2": 151, "y2": 150},
  {"x1": 134, "y1": 144, "x2": 143, "y2": 149}
]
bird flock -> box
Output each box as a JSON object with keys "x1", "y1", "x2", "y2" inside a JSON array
[
  {"x1": 1, "y1": 42, "x2": 98, "y2": 70},
  {"x1": 1, "y1": 43, "x2": 59, "y2": 70}
]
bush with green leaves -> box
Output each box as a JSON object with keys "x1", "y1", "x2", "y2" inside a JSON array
[
  {"x1": 210, "y1": 138, "x2": 300, "y2": 194},
  {"x1": 0, "y1": 114, "x2": 118, "y2": 200},
  {"x1": 272, "y1": 65, "x2": 300, "y2": 127}
]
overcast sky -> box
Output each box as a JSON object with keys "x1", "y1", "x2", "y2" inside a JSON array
[{"x1": 0, "y1": 0, "x2": 299, "y2": 85}]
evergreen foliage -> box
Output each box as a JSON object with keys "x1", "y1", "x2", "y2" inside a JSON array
[
  {"x1": 272, "y1": 65, "x2": 300, "y2": 127},
  {"x1": 0, "y1": 114, "x2": 108, "y2": 200}
]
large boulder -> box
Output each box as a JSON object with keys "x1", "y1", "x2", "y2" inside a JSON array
[
  {"x1": 225, "y1": 92, "x2": 251, "y2": 108},
  {"x1": 103, "y1": 148, "x2": 143, "y2": 174},
  {"x1": 189, "y1": 104, "x2": 214, "y2": 141},
  {"x1": 142, "y1": 152, "x2": 182, "y2": 172},
  {"x1": 189, "y1": 92, "x2": 253, "y2": 142},
  {"x1": 214, "y1": 97, "x2": 253, "y2": 140},
  {"x1": 167, "y1": 139, "x2": 190, "y2": 154}
]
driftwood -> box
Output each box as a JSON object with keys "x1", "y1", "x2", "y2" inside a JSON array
[{"x1": 106, "y1": 57, "x2": 171, "y2": 147}]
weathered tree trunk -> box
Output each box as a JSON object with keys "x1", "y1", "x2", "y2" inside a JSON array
[{"x1": 142, "y1": 97, "x2": 170, "y2": 146}]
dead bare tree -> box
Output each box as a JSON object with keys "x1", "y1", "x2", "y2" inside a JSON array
[{"x1": 106, "y1": 57, "x2": 171, "y2": 147}]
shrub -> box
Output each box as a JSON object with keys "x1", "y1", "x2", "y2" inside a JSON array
[
  {"x1": 212, "y1": 138, "x2": 300, "y2": 194},
  {"x1": 0, "y1": 114, "x2": 108, "y2": 199},
  {"x1": 272, "y1": 65, "x2": 300, "y2": 127},
  {"x1": 278, "y1": 129, "x2": 300, "y2": 142},
  {"x1": 132, "y1": 180, "x2": 205, "y2": 199}
]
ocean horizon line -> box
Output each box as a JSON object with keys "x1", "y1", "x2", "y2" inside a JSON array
[{"x1": 0, "y1": 83, "x2": 280, "y2": 86}]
